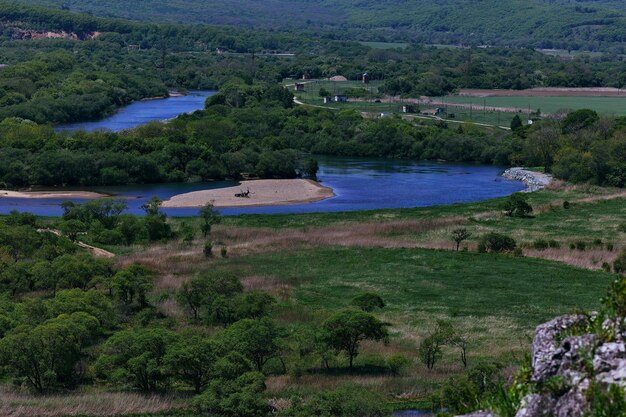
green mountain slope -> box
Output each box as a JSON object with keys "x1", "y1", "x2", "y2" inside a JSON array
[{"x1": 14, "y1": 0, "x2": 626, "y2": 51}]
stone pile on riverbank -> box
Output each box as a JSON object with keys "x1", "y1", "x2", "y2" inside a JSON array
[{"x1": 503, "y1": 167, "x2": 552, "y2": 192}]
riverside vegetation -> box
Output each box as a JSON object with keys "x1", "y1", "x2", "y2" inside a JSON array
[{"x1": 0, "y1": 3, "x2": 626, "y2": 417}]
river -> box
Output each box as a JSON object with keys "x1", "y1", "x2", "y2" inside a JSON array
[
  {"x1": 56, "y1": 91, "x2": 216, "y2": 132},
  {"x1": 0, "y1": 157, "x2": 525, "y2": 216},
  {"x1": 1, "y1": 91, "x2": 525, "y2": 216}
]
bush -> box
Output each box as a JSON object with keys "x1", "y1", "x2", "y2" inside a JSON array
[
  {"x1": 614, "y1": 251, "x2": 626, "y2": 274},
  {"x1": 287, "y1": 384, "x2": 389, "y2": 417},
  {"x1": 221, "y1": 246, "x2": 228, "y2": 258},
  {"x1": 576, "y1": 241, "x2": 587, "y2": 251},
  {"x1": 618, "y1": 223, "x2": 626, "y2": 233},
  {"x1": 563, "y1": 201, "x2": 572, "y2": 209},
  {"x1": 548, "y1": 240, "x2": 561, "y2": 248},
  {"x1": 204, "y1": 242, "x2": 213, "y2": 258},
  {"x1": 500, "y1": 193, "x2": 533, "y2": 217},
  {"x1": 532, "y1": 239, "x2": 549, "y2": 250},
  {"x1": 607, "y1": 243, "x2": 614, "y2": 251},
  {"x1": 350, "y1": 293, "x2": 386, "y2": 312},
  {"x1": 386, "y1": 353, "x2": 412, "y2": 376},
  {"x1": 478, "y1": 233, "x2": 517, "y2": 253},
  {"x1": 93, "y1": 228, "x2": 126, "y2": 245},
  {"x1": 194, "y1": 372, "x2": 269, "y2": 417},
  {"x1": 433, "y1": 362, "x2": 504, "y2": 415}
]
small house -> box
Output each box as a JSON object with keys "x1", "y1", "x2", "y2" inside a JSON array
[
  {"x1": 323, "y1": 96, "x2": 333, "y2": 104},
  {"x1": 335, "y1": 95, "x2": 348, "y2": 102},
  {"x1": 294, "y1": 83, "x2": 305, "y2": 92},
  {"x1": 402, "y1": 105, "x2": 416, "y2": 113},
  {"x1": 379, "y1": 112, "x2": 391, "y2": 118},
  {"x1": 435, "y1": 107, "x2": 447, "y2": 116},
  {"x1": 362, "y1": 72, "x2": 370, "y2": 84}
]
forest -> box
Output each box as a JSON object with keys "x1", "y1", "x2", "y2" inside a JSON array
[
  {"x1": 14, "y1": 0, "x2": 626, "y2": 52},
  {"x1": 0, "y1": 3, "x2": 625, "y2": 125},
  {"x1": 0, "y1": 79, "x2": 624, "y2": 189}
]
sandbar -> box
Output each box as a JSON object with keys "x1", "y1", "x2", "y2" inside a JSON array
[
  {"x1": 162, "y1": 179, "x2": 335, "y2": 208},
  {"x1": 0, "y1": 189, "x2": 106, "y2": 199}
]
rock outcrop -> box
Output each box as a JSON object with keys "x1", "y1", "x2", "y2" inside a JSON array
[
  {"x1": 502, "y1": 167, "x2": 552, "y2": 192},
  {"x1": 456, "y1": 314, "x2": 626, "y2": 417}
]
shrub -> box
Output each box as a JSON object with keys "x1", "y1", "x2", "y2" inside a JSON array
[
  {"x1": 194, "y1": 372, "x2": 269, "y2": 417},
  {"x1": 614, "y1": 250, "x2": 626, "y2": 275},
  {"x1": 93, "y1": 228, "x2": 126, "y2": 245},
  {"x1": 478, "y1": 233, "x2": 517, "y2": 253},
  {"x1": 350, "y1": 293, "x2": 386, "y2": 312},
  {"x1": 221, "y1": 246, "x2": 228, "y2": 258},
  {"x1": 593, "y1": 238, "x2": 603, "y2": 248},
  {"x1": 500, "y1": 193, "x2": 533, "y2": 217},
  {"x1": 204, "y1": 242, "x2": 213, "y2": 258},
  {"x1": 563, "y1": 201, "x2": 572, "y2": 209},
  {"x1": 548, "y1": 240, "x2": 561, "y2": 248},
  {"x1": 532, "y1": 239, "x2": 549, "y2": 250},
  {"x1": 607, "y1": 243, "x2": 614, "y2": 251},
  {"x1": 287, "y1": 384, "x2": 389, "y2": 417},
  {"x1": 576, "y1": 241, "x2": 587, "y2": 251},
  {"x1": 433, "y1": 362, "x2": 504, "y2": 415},
  {"x1": 618, "y1": 223, "x2": 626, "y2": 233},
  {"x1": 386, "y1": 353, "x2": 412, "y2": 376}
]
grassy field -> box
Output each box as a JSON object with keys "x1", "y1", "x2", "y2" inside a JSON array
[
  {"x1": 442, "y1": 95, "x2": 626, "y2": 116},
  {"x1": 214, "y1": 246, "x2": 612, "y2": 344}
]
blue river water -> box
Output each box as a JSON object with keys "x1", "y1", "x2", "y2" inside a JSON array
[
  {"x1": 0, "y1": 90, "x2": 525, "y2": 216},
  {"x1": 0, "y1": 157, "x2": 525, "y2": 217},
  {"x1": 56, "y1": 91, "x2": 216, "y2": 132}
]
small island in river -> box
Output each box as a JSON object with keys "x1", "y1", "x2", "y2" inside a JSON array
[{"x1": 162, "y1": 179, "x2": 335, "y2": 208}]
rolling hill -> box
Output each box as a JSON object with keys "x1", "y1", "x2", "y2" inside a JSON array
[{"x1": 15, "y1": 0, "x2": 626, "y2": 51}]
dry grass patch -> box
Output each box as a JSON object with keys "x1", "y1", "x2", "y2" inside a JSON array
[
  {"x1": 241, "y1": 275, "x2": 293, "y2": 300},
  {"x1": 212, "y1": 217, "x2": 468, "y2": 256},
  {"x1": 0, "y1": 388, "x2": 179, "y2": 417},
  {"x1": 524, "y1": 247, "x2": 620, "y2": 270}
]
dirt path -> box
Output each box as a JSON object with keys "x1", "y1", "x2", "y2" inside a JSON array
[{"x1": 39, "y1": 229, "x2": 115, "y2": 258}]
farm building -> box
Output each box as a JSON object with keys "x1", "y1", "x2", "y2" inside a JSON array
[
  {"x1": 362, "y1": 72, "x2": 370, "y2": 84},
  {"x1": 435, "y1": 107, "x2": 447, "y2": 116},
  {"x1": 335, "y1": 95, "x2": 348, "y2": 102},
  {"x1": 294, "y1": 83, "x2": 305, "y2": 92},
  {"x1": 329, "y1": 75, "x2": 348, "y2": 82},
  {"x1": 323, "y1": 96, "x2": 333, "y2": 104},
  {"x1": 402, "y1": 105, "x2": 416, "y2": 113}
]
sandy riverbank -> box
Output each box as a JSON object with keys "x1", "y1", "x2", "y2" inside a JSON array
[
  {"x1": 0, "y1": 189, "x2": 106, "y2": 199},
  {"x1": 162, "y1": 179, "x2": 335, "y2": 208}
]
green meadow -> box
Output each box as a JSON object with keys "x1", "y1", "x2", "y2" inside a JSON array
[{"x1": 442, "y1": 95, "x2": 626, "y2": 116}]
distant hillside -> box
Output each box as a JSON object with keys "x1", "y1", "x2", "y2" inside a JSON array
[{"x1": 15, "y1": 0, "x2": 626, "y2": 51}]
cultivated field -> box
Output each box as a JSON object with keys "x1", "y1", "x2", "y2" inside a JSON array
[{"x1": 441, "y1": 92, "x2": 626, "y2": 116}]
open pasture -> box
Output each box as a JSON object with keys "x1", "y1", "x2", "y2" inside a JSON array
[{"x1": 441, "y1": 94, "x2": 626, "y2": 116}]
